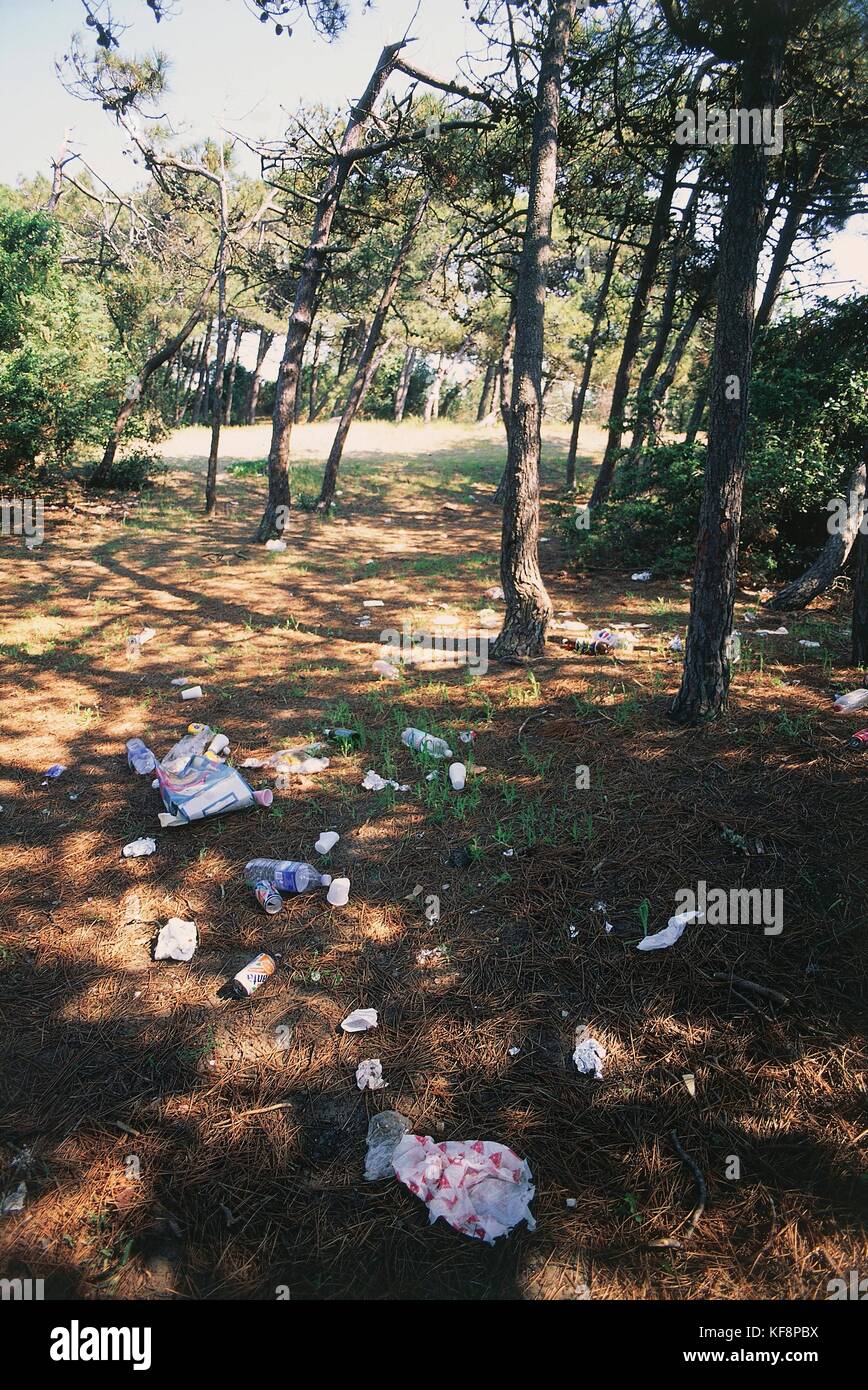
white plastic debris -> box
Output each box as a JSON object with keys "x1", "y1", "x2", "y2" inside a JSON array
[
  {"x1": 798, "y1": 640, "x2": 820, "y2": 648},
  {"x1": 170, "y1": 677, "x2": 193, "y2": 686},
  {"x1": 636, "y1": 908, "x2": 701, "y2": 952},
  {"x1": 484, "y1": 586, "x2": 504, "y2": 600},
  {"x1": 315, "y1": 830, "x2": 340, "y2": 854},
  {"x1": 573, "y1": 1033, "x2": 607, "y2": 1079},
  {"x1": 459, "y1": 730, "x2": 475, "y2": 744},
  {"x1": 833, "y1": 689, "x2": 868, "y2": 713},
  {"x1": 364, "y1": 1110, "x2": 411, "y2": 1181},
  {"x1": 265, "y1": 539, "x2": 287, "y2": 552},
  {"x1": 155, "y1": 918, "x2": 198, "y2": 962},
  {"x1": 391, "y1": 1134, "x2": 536, "y2": 1243},
  {"x1": 356, "y1": 1058, "x2": 387, "y2": 1091},
  {"x1": 667, "y1": 635, "x2": 684, "y2": 653},
  {"x1": 682, "y1": 1072, "x2": 696, "y2": 1097},
  {"x1": 341, "y1": 1008, "x2": 378, "y2": 1034},
  {"x1": 402, "y1": 728, "x2": 452, "y2": 758},
  {"x1": 181, "y1": 686, "x2": 203, "y2": 700},
  {"x1": 362, "y1": 769, "x2": 409, "y2": 792},
  {"x1": 416, "y1": 947, "x2": 447, "y2": 967},
  {"x1": 327, "y1": 876, "x2": 350, "y2": 907},
  {"x1": 275, "y1": 755, "x2": 330, "y2": 776},
  {"x1": 754, "y1": 626, "x2": 788, "y2": 636},
  {"x1": 507, "y1": 1046, "x2": 521, "y2": 1057},
  {"x1": 1, "y1": 1182, "x2": 27, "y2": 1215},
  {"x1": 448, "y1": 762, "x2": 466, "y2": 791},
  {"x1": 372, "y1": 659, "x2": 401, "y2": 679},
  {"x1": 363, "y1": 599, "x2": 385, "y2": 607},
  {"x1": 122, "y1": 837, "x2": 156, "y2": 858},
  {"x1": 631, "y1": 571, "x2": 651, "y2": 581},
  {"x1": 209, "y1": 734, "x2": 229, "y2": 755}
]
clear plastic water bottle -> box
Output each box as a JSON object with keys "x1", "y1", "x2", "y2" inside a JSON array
[
  {"x1": 401, "y1": 728, "x2": 452, "y2": 758},
  {"x1": 162, "y1": 723, "x2": 213, "y2": 772},
  {"x1": 244, "y1": 859, "x2": 332, "y2": 893},
  {"x1": 126, "y1": 738, "x2": 157, "y2": 775}
]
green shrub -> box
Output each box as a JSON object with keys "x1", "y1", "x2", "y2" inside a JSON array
[{"x1": 90, "y1": 446, "x2": 165, "y2": 491}]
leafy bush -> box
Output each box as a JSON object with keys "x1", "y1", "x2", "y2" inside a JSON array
[{"x1": 89, "y1": 446, "x2": 165, "y2": 491}]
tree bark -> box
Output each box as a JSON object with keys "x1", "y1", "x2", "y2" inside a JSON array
[
  {"x1": 670, "y1": 35, "x2": 786, "y2": 724},
  {"x1": 205, "y1": 169, "x2": 229, "y2": 517},
  {"x1": 317, "y1": 193, "x2": 429, "y2": 510},
  {"x1": 644, "y1": 276, "x2": 714, "y2": 446},
  {"x1": 589, "y1": 140, "x2": 684, "y2": 507},
  {"x1": 247, "y1": 328, "x2": 273, "y2": 424},
  {"x1": 476, "y1": 361, "x2": 496, "y2": 421},
  {"x1": 491, "y1": 0, "x2": 576, "y2": 660},
  {"x1": 493, "y1": 301, "x2": 518, "y2": 504},
  {"x1": 423, "y1": 351, "x2": 447, "y2": 423},
  {"x1": 222, "y1": 321, "x2": 243, "y2": 425},
  {"x1": 394, "y1": 344, "x2": 416, "y2": 422},
  {"x1": 255, "y1": 41, "x2": 406, "y2": 541},
  {"x1": 764, "y1": 454, "x2": 867, "y2": 610},
  {"x1": 566, "y1": 214, "x2": 628, "y2": 488},
  {"x1": 307, "y1": 328, "x2": 323, "y2": 422},
  {"x1": 852, "y1": 525, "x2": 868, "y2": 666}
]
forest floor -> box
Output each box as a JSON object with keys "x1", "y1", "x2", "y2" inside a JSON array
[{"x1": 0, "y1": 418, "x2": 865, "y2": 1300}]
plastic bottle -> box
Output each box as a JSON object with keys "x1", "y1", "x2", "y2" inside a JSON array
[
  {"x1": 162, "y1": 723, "x2": 213, "y2": 772},
  {"x1": 217, "y1": 951, "x2": 278, "y2": 1000},
  {"x1": 244, "y1": 859, "x2": 332, "y2": 893},
  {"x1": 401, "y1": 728, "x2": 453, "y2": 758},
  {"x1": 833, "y1": 689, "x2": 868, "y2": 713},
  {"x1": 126, "y1": 738, "x2": 157, "y2": 776},
  {"x1": 562, "y1": 638, "x2": 612, "y2": 655}
]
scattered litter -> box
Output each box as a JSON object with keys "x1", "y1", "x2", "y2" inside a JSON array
[
  {"x1": 209, "y1": 734, "x2": 229, "y2": 756},
  {"x1": 218, "y1": 950, "x2": 278, "y2": 1000},
  {"x1": 631, "y1": 571, "x2": 651, "y2": 581},
  {"x1": 362, "y1": 769, "x2": 410, "y2": 792},
  {"x1": 356, "y1": 1059, "x2": 387, "y2": 1091},
  {"x1": 275, "y1": 754, "x2": 330, "y2": 779},
  {"x1": 754, "y1": 626, "x2": 788, "y2": 636},
  {"x1": 244, "y1": 860, "x2": 331, "y2": 894},
  {"x1": 402, "y1": 728, "x2": 452, "y2": 758},
  {"x1": 154, "y1": 918, "x2": 197, "y2": 962},
  {"x1": 181, "y1": 686, "x2": 203, "y2": 700},
  {"x1": 459, "y1": 730, "x2": 475, "y2": 744},
  {"x1": 240, "y1": 744, "x2": 324, "y2": 770},
  {"x1": 636, "y1": 908, "x2": 701, "y2": 952},
  {"x1": 566, "y1": 1197, "x2": 577, "y2": 1209},
  {"x1": 507, "y1": 1046, "x2": 521, "y2": 1057},
  {"x1": 1, "y1": 1182, "x2": 27, "y2": 1215},
  {"x1": 667, "y1": 635, "x2": 684, "y2": 653},
  {"x1": 170, "y1": 677, "x2": 192, "y2": 686},
  {"x1": 682, "y1": 1072, "x2": 696, "y2": 1097},
  {"x1": 327, "y1": 876, "x2": 350, "y2": 907},
  {"x1": 484, "y1": 586, "x2": 504, "y2": 600},
  {"x1": 372, "y1": 659, "x2": 401, "y2": 679},
  {"x1": 391, "y1": 1135, "x2": 536, "y2": 1243},
  {"x1": 265, "y1": 539, "x2": 287, "y2": 552},
  {"x1": 43, "y1": 764, "x2": 66, "y2": 779},
  {"x1": 323, "y1": 727, "x2": 356, "y2": 741},
  {"x1": 341, "y1": 1008, "x2": 378, "y2": 1033},
  {"x1": 363, "y1": 599, "x2": 384, "y2": 607},
  {"x1": 406, "y1": 884, "x2": 423, "y2": 900},
  {"x1": 126, "y1": 738, "x2": 157, "y2": 775},
  {"x1": 833, "y1": 689, "x2": 868, "y2": 713},
  {"x1": 573, "y1": 1031, "x2": 606, "y2": 1079},
  {"x1": 448, "y1": 762, "x2": 466, "y2": 791},
  {"x1": 502, "y1": 848, "x2": 515, "y2": 857},
  {"x1": 416, "y1": 947, "x2": 446, "y2": 967},
  {"x1": 251, "y1": 880, "x2": 283, "y2": 914},
  {"x1": 122, "y1": 837, "x2": 156, "y2": 858},
  {"x1": 798, "y1": 640, "x2": 820, "y2": 648},
  {"x1": 157, "y1": 747, "x2": 267, "y2": 826},
  {"x1": 315, "y1": 830, "x2": 340, "y2": 854},
  {"x1": 847, "y1": 729, "x2": 868, "y2": 749},
  {"x1": 364, "y1": 1110, "x2": 411, "y2": 1180},
  {"x1": 358, "y1": 616, "x2": 372, "y2": 629}
]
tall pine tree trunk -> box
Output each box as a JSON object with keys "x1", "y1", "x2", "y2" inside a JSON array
[
  {"x1": 852, "y1": 526, "x2": 868, "y2": 665},
  {"x1": 476, "y1": 361, "x2": 496, "y2": 421},
  {"x1": 394, "y1": 344, "x2": 416, "y2": 422},
  {"x1": 765, "y1": 455, "x2": 867, "y2": 610},
  {"x1": 670, "y1": 37, "x2": 786, "y2": 723},
  {"x1": 255, "y1": 41, "x2": 406, "y2": 541},
  {"x1": 566, "y1": 214, "x2": 627, "y2": 488},
  {"x1": 205, "y1": 172, "x2": 229, "y2": 517},
  {"x1": 493, "y1": 302, "x2": 517, "y2": 504},
  {"x1": 492, "y1": 0, "x2": 576, "y2": 660},
  {"x1": 247, "y1": 328, "x2": 273, "y2": 424},
  {"x1": 222, "y1": 321, "x2": 243, "y2": 425},
  {"x1": 317, "y1": 193, "x2": 429, "y2": 510}
]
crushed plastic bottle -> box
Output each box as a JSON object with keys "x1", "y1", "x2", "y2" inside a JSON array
[
  {"x1": 162, "y1": 723, "x2": 213, "y2": 773},
  {"x1": 126, "y1": 738, "x2": 157, "y2": 776},
  {"x1": 833, "y1": 689, "x2": 868, "y2": 713},
  {"x1": 244, "y1": 859, "x2": 332, "y2": 894},
  {"x1": 401, "y1": 728, "x2": 453, "y2": 758}
]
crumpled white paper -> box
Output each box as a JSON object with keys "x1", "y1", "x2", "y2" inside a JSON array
[
  {"x1": 1, "y1": 1182, "x2": 27, "y2": 1214},
  {"x1": 122, "y1": 837, "x2": 156, "y2": 858},
  {"x1": 356, "y1": 1058, "x2": 387, "y2": 1091},
  {"x1": 636, "y1": 908, "x2": 701, "y2": 952},
  {"x1": 573, "y1": 1034, "x2": 607, "y2": 1079},
  {"x1": 362, "y1": 769, "x2": 410, "y2": 792},
  {"x1": 155, "y1": 918, "x2": 197, "y2": 962},
  {"x1": 392, "y1": 1135, "x2": 535, "y2": 1244},
  {"x1": 341, "y1": 1007, "x2": 378, "y2": 1033}
]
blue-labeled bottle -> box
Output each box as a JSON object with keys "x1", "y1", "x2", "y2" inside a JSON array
[{"x1": 244, "y1": 859, "x2": 332, "y2": 894}]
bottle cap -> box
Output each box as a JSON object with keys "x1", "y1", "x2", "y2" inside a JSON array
[{"x1": 321, "y1": 874, "x2": 332, "y2": 887}]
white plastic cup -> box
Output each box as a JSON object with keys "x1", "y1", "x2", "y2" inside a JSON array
[
  {"x1": 449, "y1": 761, "x2": 466, "y2": 791},
  {"x1": 327, "y1": 876, "x2": 350, "y2": 907}
]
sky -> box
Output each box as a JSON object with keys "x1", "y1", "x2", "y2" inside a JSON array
[{"x1": 0, "y1": 0, "x2": 864, "y2": 369}]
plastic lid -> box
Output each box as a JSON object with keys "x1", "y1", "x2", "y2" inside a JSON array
[{"x1": 321, "y1": 874, "x2": 332, "y2": 886}]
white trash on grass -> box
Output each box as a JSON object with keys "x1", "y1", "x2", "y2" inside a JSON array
[
  {"x1": 391, "y1": 1134, "x2": 536, "y2": 1244},
  {"x1": 573, "y1": 1032, "x2": 607, "y2": 1079},
  {"x1": 636, "y1": 908, "x2": 701, "y2": 952},
  {"x1": 154, "y1": 918, "x2": 198, "y2": 962},
  {"x1": 315, "y1": 830, "x2": 340, "y2": 854},
  {"x1": 341, "y1": 1008, "x2": 378, "y2": 1033},
  {"x1": 122, "y1": 837, "x2": 156, "y2": 858},
  {"x1": 356, "y1": 1059, "x2": 387, "y2": 1091}
]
